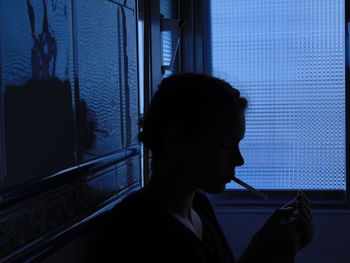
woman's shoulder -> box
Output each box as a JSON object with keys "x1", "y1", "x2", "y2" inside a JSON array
[
  {"x1": 107, "y1": 188, "x2": 216, "y2": 225},
  {"x1": 110, "y1": 189, "x2": 160, "y2": 217},
  {"x1": 108, "y1": 188, "x2": 174, "y2": 228},
  {"x1": 86, "y1": 190, "x2": 174, "y2": 262}
]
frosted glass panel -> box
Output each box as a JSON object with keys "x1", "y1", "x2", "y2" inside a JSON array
[
  {"x1": 210, "y1": 0, "x2": 345, "y2": 190},
  {"x1": 76, "y1": 1, "x2": 139, "y2": 159},
  {"x1": 76, "y1": 0, "x2": 122, "y2": 159}
]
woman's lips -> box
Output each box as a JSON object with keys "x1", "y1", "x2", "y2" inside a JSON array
[{"x1": 224, "y1": 170, "x2": 235, "y2": 183}]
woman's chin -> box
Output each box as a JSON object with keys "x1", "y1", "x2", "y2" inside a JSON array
[{"x1": 200, "y1": 182, "x2": 227, "y2": 194}]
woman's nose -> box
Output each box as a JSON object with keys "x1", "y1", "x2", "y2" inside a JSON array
[{"x1": 234, "y1": 150, "x2": 244, "y2": 167}]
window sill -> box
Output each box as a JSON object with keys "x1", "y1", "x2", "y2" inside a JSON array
[{"x1": 207, "y1": 189, "x2": 350, "y2": 212}]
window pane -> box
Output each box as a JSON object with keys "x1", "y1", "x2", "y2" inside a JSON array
[
  {"x1": 210, "y1": 0, "x2": 345, "y2": 190},
  {"x1": 0, "y1": 0, "x2": 76, "y2": 190},
  {"x1": 76, "y1": 1, "x2": 139, "y2": 160},
  {"x1": 161, "y1": 0, "x2": 178, "y2": 78}
]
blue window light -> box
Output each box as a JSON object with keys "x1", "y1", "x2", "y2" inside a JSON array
[{"x1": 210, "y1": 0, "x2": 346, "y2": 190}]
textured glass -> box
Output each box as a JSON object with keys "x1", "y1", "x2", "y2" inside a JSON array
[
  {"x1": 76, "y1": 1, "x2": 138, "y2": 159},
  {"x1": 210, "y1": 0, "x2": 346, "y2": 190},
  {"x1": 0, "y1": 0, "x2": 76, "y2": 191},
  {"x1": 76, "y1": 0, "x2": 121, "y2": 159}
]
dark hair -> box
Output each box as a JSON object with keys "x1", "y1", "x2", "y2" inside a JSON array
[{"x1": 138, "y1": 73, "x2": 247, "y2": 157}]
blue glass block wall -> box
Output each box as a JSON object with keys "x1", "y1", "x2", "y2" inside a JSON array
[{"x1": 210, "y1": 0, "x2": 345, "y2": 190}]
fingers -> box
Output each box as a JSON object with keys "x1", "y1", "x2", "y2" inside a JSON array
[
  {"x1": 295, "y1": 210, "x2": 313, "y2": 248},
  {"x1": 282, "y1": 192, "x2": 312, "y2": 220},
  {"x1": 298, "y1": 192, "x2": 312, "y2": 220},
  {"x1": 297, "y1": 196, "x2": 313, "y2": 227},
  {"x1": 292, "y1": 192, "x2": 315, "y2": 249},
  {"x1": 296, "y1": 192, "x2": 315, "y2": 236},
  {"x1": 264, "y1": 208, "x2": 287, "y2": 225},
  {"x1": 257, "y1": 208, "x2": 312, "y2": 255},
  {"x1": 274, "y1": 211, "x2": 304, "y2": 253},
  {"x1": 278, "y1": 211, "x2": 309, "y2": 252},
  {"x1": 279, "y1": 192, "x2": 315, "y2": 251},
  {"x1": 278, "y1": 207, "x2": 297, "y2": 224},
  {"x1": 282, "y1": 197, "x2": 298, "y2": 210},
  {"x1": 283, "y1": 191, "x2": 305, "y2": 210},
  {"x1": 299, "y1": 191, "x2": 311, "y2": 205},
  {"x1": 287, "y1": 217, "x2": 304, "y2": 250}
]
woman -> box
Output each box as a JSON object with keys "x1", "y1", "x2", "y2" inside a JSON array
[{"x1": 93, "y1": 73, "x2": 314, "y2": 263}]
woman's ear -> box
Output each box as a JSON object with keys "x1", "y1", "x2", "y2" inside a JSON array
[
  {"x1": 162, "y1": 125, "x2": 187, "y2": 152},
  {"x1": 162, "y1": 125, "x2": 203, "y2": 159}
]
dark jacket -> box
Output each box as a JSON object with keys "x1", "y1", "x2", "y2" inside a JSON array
[{"x1": 88, "y1": 189, "x2": 235, "y2": 263}]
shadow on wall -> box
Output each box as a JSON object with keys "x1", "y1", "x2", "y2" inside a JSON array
[{"x1": 3, "y1": 78, "x2": 96, "y2": 191}]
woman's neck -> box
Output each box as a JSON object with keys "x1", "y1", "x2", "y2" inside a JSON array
[{"x1": 143, "y1": 174, "x2": 196, "y2": 222}]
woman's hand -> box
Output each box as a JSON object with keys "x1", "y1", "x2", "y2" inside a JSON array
[
  {"x1": 279, "y1": 191, "x2": 315, "y2": 251},
  {"x1": 239, "y1": 191, "x2": 315, "y2": 263}
]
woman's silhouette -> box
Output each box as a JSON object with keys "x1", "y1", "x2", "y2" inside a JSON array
[{"x1": 90, "y1": 73, "x2": 314, "y2": 263}]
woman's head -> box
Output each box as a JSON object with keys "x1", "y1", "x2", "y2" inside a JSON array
[{"x1": 139, "y1": 73, "x2": 247, "y2": 193}]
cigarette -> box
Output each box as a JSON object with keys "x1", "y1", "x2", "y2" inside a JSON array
[{"x1": 231, "y1": 177, "x2": 269, "y2": 200}]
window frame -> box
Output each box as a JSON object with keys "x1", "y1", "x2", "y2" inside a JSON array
[{"x1": 201, "y1": 0, "x2": 350, "y2": 208}]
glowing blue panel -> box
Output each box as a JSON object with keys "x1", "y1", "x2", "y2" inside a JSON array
[{"x1": 210, "y1": 0, "x2": 345, "y2": 190}]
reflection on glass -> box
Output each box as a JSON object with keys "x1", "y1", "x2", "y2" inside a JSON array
[
  {"x1": 76, "y1": 0, "x2": 139, "y2": 160},
  {"x1": 0, "y1": 0, "x2": 77, "y2": 190}
]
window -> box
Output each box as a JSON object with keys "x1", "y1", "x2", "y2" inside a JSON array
[
  {"x1": 207, "y1": 0, "x2": 347, "y2": 201},
  {"x1": 160, "y1": 0, "x2": 179, "y2": 78}
]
